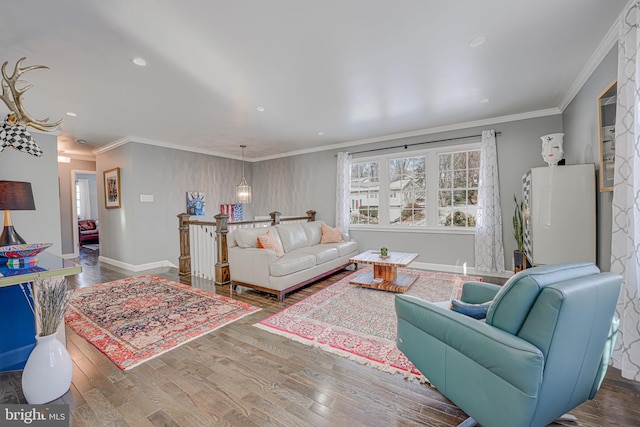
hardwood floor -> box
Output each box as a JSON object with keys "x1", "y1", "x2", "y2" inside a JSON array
[{"x1": 2, "y1": 247, "x2": 639, "y2": 426}]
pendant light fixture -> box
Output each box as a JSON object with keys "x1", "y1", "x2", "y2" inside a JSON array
[{"x1": 236, "y1": 144, "x2": 251, "y2": 204}]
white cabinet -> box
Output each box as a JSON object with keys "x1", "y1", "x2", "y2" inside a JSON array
[{"x1": 522, "y1": 164, "x2": 596, "y2": 266}]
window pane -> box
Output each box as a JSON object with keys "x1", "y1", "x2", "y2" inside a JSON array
[
  {"x1": 467, "y1": 211, "x2": 477, "y2": 227},
  {"x1": 453, "y1": 152, "x2": 467, "y2": 170},
  {"x1": 438, "y1": 208, "x2": 451, "y2": 226},
  {"x1": 453, "y1": 170, "x2": 467, "y2": 188},
  {"x1": 468, "y1": 150, "x2": 481, "y2": 168},
  {"x1": 468, "y1": 190, "x2": 478, "y2": 205},
  {"x1": 439, "y1": 153, "x2": 452, "y2": 171},
  {"x1": 439, "y1": 171, "x2": 452, "y2": 188},
  {"x1": 438, "y1": 190, "x2": 452, "y2": 207},
  {"x1": 389, "y1": 159, "x2": 401, "y2": 181},
  {"x1": 468, "y1": 169, "x2": 479, "y2": 187},
  {"x1": 453, "y1": 190, "x2": 466, "y2": 206}
]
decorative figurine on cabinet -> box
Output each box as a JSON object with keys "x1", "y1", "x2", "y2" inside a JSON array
[{"x1": 541, "y1": 133, "x2": 565, "y2": 167}]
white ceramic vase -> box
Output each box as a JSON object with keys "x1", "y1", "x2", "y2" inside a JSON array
[{"x1": 21, "y1": 333, "x2": 73, "y2": 404}]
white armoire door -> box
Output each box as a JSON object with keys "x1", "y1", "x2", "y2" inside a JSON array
[{"x1": 522, "y1": 164, "x2": 596, "y2": 266}]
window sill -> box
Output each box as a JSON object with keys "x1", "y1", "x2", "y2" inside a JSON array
[{"x1": 348, "y1": 225, "x2": 475, "y2": 235}]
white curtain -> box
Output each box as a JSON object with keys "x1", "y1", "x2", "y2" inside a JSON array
[
  {"x1": 611, "y1": 2, "x2": 640, "y2": 382},
  {"x1": 336, "y1": 152, "x2": 352, "y2": 234},
  {"x1": 474, "y1": 130, "x2": 505, "y2": 273},
  {"x1": 77, "y1": 179, "x2": 91, "y2": 220}
]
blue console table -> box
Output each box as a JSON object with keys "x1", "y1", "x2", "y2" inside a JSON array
[{"x1": 0, "y1": 253, "x2": 81, "y2": 372}]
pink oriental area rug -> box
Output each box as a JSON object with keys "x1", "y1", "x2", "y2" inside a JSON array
[
  {"x1": 255, "y1": 268, "x2": 478, "y2": 381},
  {"x1": 65, "y1": 275, "x2": 260, "y2": 370}
]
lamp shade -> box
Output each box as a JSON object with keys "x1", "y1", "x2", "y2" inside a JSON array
[
  {"x1": 236, "y1": 178, "x2": 252, "y2": 204},
  {"x1": 0, "y1": 181, "x2": 35, "y2": 210}
]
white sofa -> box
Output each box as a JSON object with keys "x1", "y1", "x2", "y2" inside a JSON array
[{"x1": 228, "y1": 221, "x2": 359, "y2": 302}]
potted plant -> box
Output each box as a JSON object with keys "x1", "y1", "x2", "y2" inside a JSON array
[
  {"x1": 21, "y1": 277, "x2": 73, "y2": 404},
  {"x1": 513, "y1": 195, "x2": 527, "y2": 273}
]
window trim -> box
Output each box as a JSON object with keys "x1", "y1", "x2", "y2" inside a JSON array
[{"x1": 349, "y1": 141, "x2": 481, "y2": 233}]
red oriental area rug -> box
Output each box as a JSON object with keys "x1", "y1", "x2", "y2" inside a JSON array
[
  {"x1": 65, "y1": 275, "x2": 260, "y2": 370},
  {"x1": 255, "y1": 268, "x2": 479, "y2": 381}
]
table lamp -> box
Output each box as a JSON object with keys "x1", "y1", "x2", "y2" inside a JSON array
[{"x1": 0, "y1": 180, "x2": 35, "y2": 247}]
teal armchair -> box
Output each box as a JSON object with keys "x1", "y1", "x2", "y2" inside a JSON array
[{"x1": 395, "y1": 262, "x2": 622, "y2": 427}]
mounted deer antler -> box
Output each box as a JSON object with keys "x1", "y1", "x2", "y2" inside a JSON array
[
  {"x1": 0, "y1": 57, "x2": 63, "y2": 131},
  {"x1": 0, "y1": 57, "x2": 63, "y2": 157}
]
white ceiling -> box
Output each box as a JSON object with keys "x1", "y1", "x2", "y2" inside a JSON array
[{"x1": 0, "y1": 0, "x2": 628, "y2": 160}]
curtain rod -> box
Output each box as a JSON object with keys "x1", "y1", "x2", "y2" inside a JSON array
[{"x1": 347, "y1": 131, "x2": 502, "y2": 156}]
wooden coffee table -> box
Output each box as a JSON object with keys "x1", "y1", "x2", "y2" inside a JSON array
[{"x1": 348, "y1": 250, "x2": 419, "y2": 292}]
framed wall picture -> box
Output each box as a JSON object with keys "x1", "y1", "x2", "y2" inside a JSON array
[
  {"x1": 186, "y1": 191, "x2": 205, "y2": 215},
  {"x1": 104, "y1": 167, "x2": 121, "y2": 209}
]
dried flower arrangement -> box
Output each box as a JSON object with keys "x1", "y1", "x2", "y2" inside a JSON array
[{"x1": 33, "y1": 277, "x2": 70, "y2": 336}]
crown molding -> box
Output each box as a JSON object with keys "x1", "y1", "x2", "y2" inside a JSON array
[
  {"x1": 92, "y1": 108, "x2": 562, "y2": 162},
  {"x1": 92, "y1": 136, "x2": 130, "y2": 156},
  {"x1": 253, "y1": 108, "x2": 562, "y2": 161},
  {"x1": 92, "y1": 135, "x2": 246, "y2": 161},
  {"x1": 67, "y1": 153, "x2": 97, "y2": 162}
]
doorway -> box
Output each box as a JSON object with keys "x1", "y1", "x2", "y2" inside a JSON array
[{"x1": 71, "y1": 170, "x2": 98, "y2": 258}]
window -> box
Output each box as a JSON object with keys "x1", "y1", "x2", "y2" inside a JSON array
[
  {"x1": 349, "y1": 145, "x2": 480, "y2": 230},
  {"x1": 76, "y1": 182, "x2": 82, "y2": 218},
  {"x1": 389, "y1": 156, "x2": 426, "y2": 226},
  {"x1": 76, "y1": 179, "x2": 91, "y2": 220},
  {"x1": 437, "y1": 150, "x2": 480, "y2": 227},
  {"x1": 350, "y1": 161, "x2": 379, "y2": 224}
]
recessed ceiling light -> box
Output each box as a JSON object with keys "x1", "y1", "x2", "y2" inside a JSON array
[
  {"x1": 256, "y1": 106, "x2": 265, "y2": 112},
  {"x1": 131, "y1": 57, "x2": 147, "y2": 66},
  {"x1": 66, "y1": 112, "x2": 77, "y2": 117},
  {"x1": 479, "y1": 98, "x2": 490, "y2": 104},
  {"x1": 76, "y1": 139, "x2": 87, "y2": 145},
  {"x1": 317, "y1": 131, "x2": 325, "y2": 136},
  {"x1": 469, "y1": 36, "x2": 486, "y2": 48}
]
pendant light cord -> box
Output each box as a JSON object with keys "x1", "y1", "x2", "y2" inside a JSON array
[{"x1": 241, "y1": 144, "x2": 246, "y2": 179}]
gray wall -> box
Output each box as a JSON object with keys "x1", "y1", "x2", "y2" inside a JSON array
[
  {"x1": 563, "y1": 45, "x2": 617, "y2": 271},
  {"x1": 96, "y1": 142, "x2": 251, "y2": 266},
  {"x1": 58, "y1": 159, "x2": 97, "y2": 254},
  {"x1": 0, "y1": 133, "x2": 62, "y2": 255},
  {"x1": 252, "y1": 152, "x2": 337, "y2": 221},
  {"x1": 96, "y1": 143, "x2": 134, "y2": 263}
]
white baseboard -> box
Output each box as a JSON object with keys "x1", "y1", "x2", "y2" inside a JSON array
[
  {"x1": 411, "y1": 261, "x2": 514, "y2": 279},
  {"x1": 99, "y1": 255, "x2": 178, "y2": 272},
  {"x1": 82, "y1": 256, "x2": 510, "y2": 279}
]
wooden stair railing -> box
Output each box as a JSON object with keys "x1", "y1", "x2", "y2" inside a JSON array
[{"x1": 178, "y1": 210, "x2": 316, "y2": 285}]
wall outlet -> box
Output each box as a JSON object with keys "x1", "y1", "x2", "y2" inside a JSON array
[{"x1": 140, "y1": 194, "x2": 154, "y2": 202}]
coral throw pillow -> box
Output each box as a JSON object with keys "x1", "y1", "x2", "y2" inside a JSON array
[
  {"x1": 320, "y1": 223, "x2": 343, "y2": 244},
  {"x1": 257, "y1": 230, "x2": 284, "y2": 257}
]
